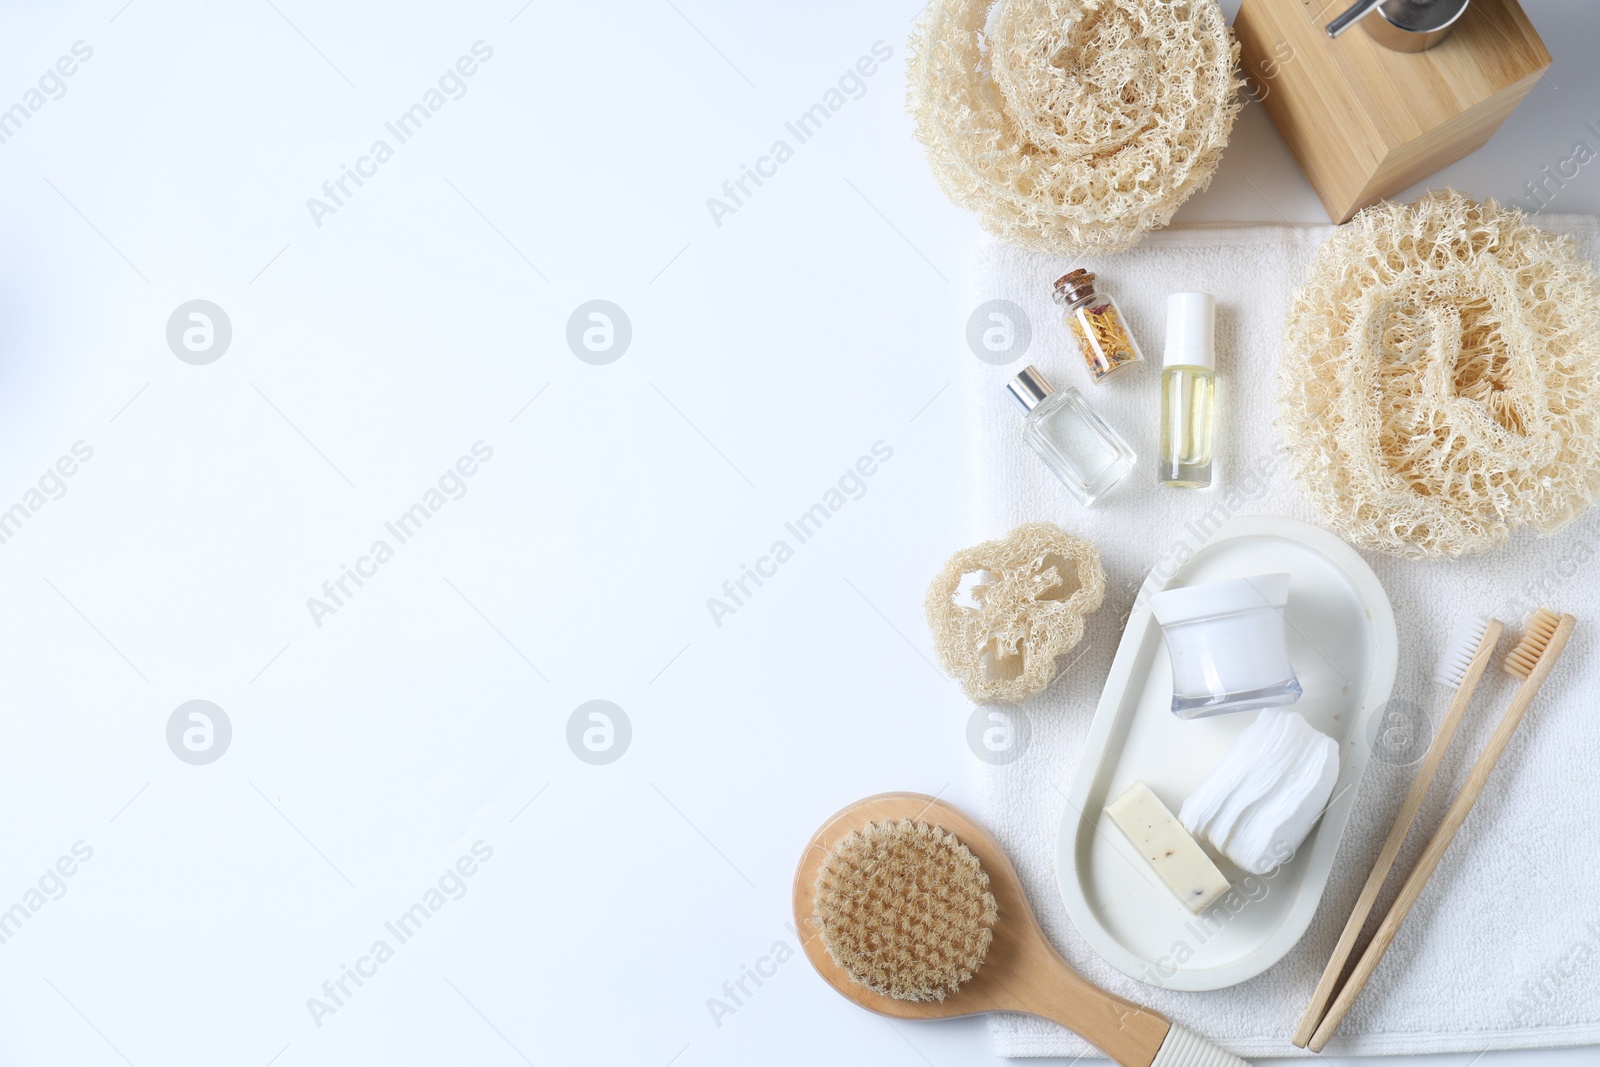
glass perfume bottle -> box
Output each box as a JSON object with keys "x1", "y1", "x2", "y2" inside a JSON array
[
  {"x1": 1158, "y1": 292, "x2": 1217, "y2": 489},
  {"x1": 1008, "y1": 366, "x2": 1136, "y2": 506},
  {"x1": 1053, "y1": 269, "x2": 1145, "y2": 384}
]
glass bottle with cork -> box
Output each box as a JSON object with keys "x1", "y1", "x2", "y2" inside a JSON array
[{"x1": 1053, "y1": 269, "x2": 1145, "y2": 384}]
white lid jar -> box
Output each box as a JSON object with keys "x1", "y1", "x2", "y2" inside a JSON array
[{"x1": 1149, "y1": 573, "x2": 1303, "y2": 719}]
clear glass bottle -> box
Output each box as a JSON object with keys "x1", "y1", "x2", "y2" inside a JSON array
[
  {"x1": 1007, "y1": 365, "x2": 1136, "y2": 506},
  {"x1": 1158, "y1": 292, "x2": 1217, "y2": 489},
  {"x1": 1053, "y1": 269, "x2": 1145, "y2": 384}
]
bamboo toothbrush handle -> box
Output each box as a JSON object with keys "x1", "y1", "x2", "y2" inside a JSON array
[
  {"x1": 1290, "y1": 620, "x2": 1503, "y2": 1047},
  {"x1": 1308, "y1": 614, "x2": 1577, "y2": 1053}
]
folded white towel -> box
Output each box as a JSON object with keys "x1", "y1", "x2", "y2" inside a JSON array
[{"x1": 968, "y1": 219, "x2": 1600, "y2": 1058}]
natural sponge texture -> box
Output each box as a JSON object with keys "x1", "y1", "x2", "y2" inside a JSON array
[
  {"x1": 907, "y1": 0, "x2": 1241, "y2": 255},
  {"x1": 926, "y1": 521, "x2": 1104, "y2": 704},
  {"x1": 813, "y1": 819, "x2": 998, "y2": 1002},
  {"x1": 1278, "y1": 191, "x2": 1600, "y2": 559}
]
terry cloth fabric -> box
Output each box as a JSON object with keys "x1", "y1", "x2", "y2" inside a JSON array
[{"x1": 967, "y1": 218, "x2": 1600, "y2": 1059}]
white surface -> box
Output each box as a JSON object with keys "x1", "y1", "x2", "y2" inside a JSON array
[
  {"x1": 0, "y1": 2, "x2": 1594, "y2": 1067},
  {"x1": 1059, "y1": 517, "x2": 1397, "y2": 991}
]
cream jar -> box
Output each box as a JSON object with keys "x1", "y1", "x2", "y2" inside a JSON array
[{"x1": 1150, "y1": 573, "x2": 1302, "y2": 719}]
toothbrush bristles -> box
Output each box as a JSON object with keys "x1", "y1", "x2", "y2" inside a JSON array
[
  {"x1": 1504, "y1": 609, "x2": 1561, "y2": 679},
  {"x1": 1434, "y1": 615, "x2": 1491, "y2": 689}
]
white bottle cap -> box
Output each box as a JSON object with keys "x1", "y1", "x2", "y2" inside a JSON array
[{"x1": 1163, "y1": 292, "x2": 1216, "y2": 369}]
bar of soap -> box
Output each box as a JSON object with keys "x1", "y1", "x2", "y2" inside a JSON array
[{"x1": 1105, "y1": 781, "x2": 1231, "y2": 915}]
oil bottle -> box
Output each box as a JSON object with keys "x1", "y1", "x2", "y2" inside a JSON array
[{"x1": 1159, "y1": 292, "x2": 1217, "y2": 489}]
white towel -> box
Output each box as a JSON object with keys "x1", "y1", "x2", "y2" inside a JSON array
[{"x1": 967, "y1": 219, "x2": 1600, "y2": 1058}]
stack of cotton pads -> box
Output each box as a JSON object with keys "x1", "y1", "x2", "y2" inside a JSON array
[{"x1": 1180, "y1": 710, "x2": 1340, "y2": 876}]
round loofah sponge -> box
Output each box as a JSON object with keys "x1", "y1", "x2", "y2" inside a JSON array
[
  {"x1": 925, "y1": 521, "x2": 1105, "y2": 704},
  {"x1": 1278, "y1": 191, "x2": 1600, "y2": 559},
  {"x1": 813, "y1": 819, "x2": 998, "y2": 1002},
  {"x1": 906, "y1": 0, "x2": 1242, "y2": 255}
]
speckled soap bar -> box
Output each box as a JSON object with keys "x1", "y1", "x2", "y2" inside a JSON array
[{"x1": 1106, "y1": 780, "x2": 1231, "y2": 915}]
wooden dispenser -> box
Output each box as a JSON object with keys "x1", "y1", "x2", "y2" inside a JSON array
[{"x1": 1234, "y1": 0, "x2": 1551, "y2": 222}]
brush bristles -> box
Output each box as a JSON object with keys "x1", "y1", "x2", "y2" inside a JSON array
[
  {"x1": 1504, "y1": 609, "x2": 1562, "y2": 679},
  {"x1": 1435, "y1": 615, "x2": 1491, "y2": 689},
  {"x1": 813, "y1": 819, "x2": 998, "y2": 1002}
]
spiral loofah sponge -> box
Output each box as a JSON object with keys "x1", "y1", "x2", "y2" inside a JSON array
[
  {"x1": 813, "y1": 819, "x2": 998, "y2": 1002},
  {"x1": 926, "y1": 521, "x2": 1104, "y2": 704},
  {"x1": 1278, "y1": 191, "x2": 1600, "y2": 559},
  {"x1": 906, "y1": 0, "x2": 1241, "y2": 255}
]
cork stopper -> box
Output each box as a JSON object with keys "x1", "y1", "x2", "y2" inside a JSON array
[{"x1": 1053, "y1": 269, "x2": 1099, "y2": 309}]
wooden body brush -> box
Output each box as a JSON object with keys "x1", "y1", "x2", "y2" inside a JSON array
[
  {"x1": 794, "y1": 793, "x2": 1250, "y2": 1067},
  {"x1": 1305, "y1": 610, "x2": 1577, "y2": 1052}
]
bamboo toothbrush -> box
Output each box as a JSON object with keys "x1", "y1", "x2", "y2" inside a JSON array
[
  {"x1": 1292, "y1": 615, "x2": 1503, "y2": 1047},
  {"x1": 1307, "y1": 610, "x2": 1577, "y2": 1053}
]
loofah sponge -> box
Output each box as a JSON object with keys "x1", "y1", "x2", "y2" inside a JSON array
[
  {"x1": 812, "y1": 819, "x2": 998, "y2": 1002},
  {"x1": 925, "y1": 521, "x2": 1104, "y2": 704},
  {"x1": 1278, "y1": 191, "x2": 1600, "y2": 559},
  {"x1": 906, "y1": 0, "x2": 1242, "y2": 255}
]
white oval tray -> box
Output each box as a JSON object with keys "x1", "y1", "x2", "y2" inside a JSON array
[{"x1": 1055, "y1": 515, "x2": 1397, "y2": 991}]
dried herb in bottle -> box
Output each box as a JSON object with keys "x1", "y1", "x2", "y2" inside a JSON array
[{"x1": 1053, "y1": 269, "x2": 1145, "y2": 384}]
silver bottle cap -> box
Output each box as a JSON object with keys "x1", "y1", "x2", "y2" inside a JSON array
[{"x1": 1008, "y1": 366, "x2": 1055, "y2": 412}]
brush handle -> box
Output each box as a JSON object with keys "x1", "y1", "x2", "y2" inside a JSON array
[
  {"x1": 1018, "y1": 959, "x2": 1252, "y2": 1067},
  {"x1": 1308, "y1": 614, "x2": 1577, "y2": 1052},
  {"x1": 1017, "y1": 959, "x2": 1173, "y2": 1067},
  {"x1": 1291, "y1": 619, "x2": 1504, "y2": 1047},
  {"x1": 1150, "y1": 1023, "x2": 1252, "y2": 1067}
]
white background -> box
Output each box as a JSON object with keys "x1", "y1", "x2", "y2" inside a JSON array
[{"x1": 0, "y1": 1, "x2": 1595, "y2": 1066}]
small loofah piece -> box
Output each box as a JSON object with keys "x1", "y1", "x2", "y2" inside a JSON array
[
  {"x1": 1278, "y1": 191, "x2": 1600, "y2": 559},
  {"x1": 925, "y1": 521, "x2": 1105, "y2": 704},
  {"x1": 906, "y1": 0, "x2": 1242, "y2": 255},
  {"x1": 813, "y1": 819, "x2": 998, "y2": 1002}
]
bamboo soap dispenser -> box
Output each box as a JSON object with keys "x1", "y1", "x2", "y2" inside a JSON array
[{"x1": 1234, "y1": 0, "x2": 1550, "y2": 223}]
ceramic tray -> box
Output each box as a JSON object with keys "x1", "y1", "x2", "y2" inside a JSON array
[{"x1": 1055, "y1": 515, "x2": 1397, "y2": 991}]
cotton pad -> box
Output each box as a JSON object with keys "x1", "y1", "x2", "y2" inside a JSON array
[{"x1": 1180, "y1": 709, "x2": 1340, "y2": 875}]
